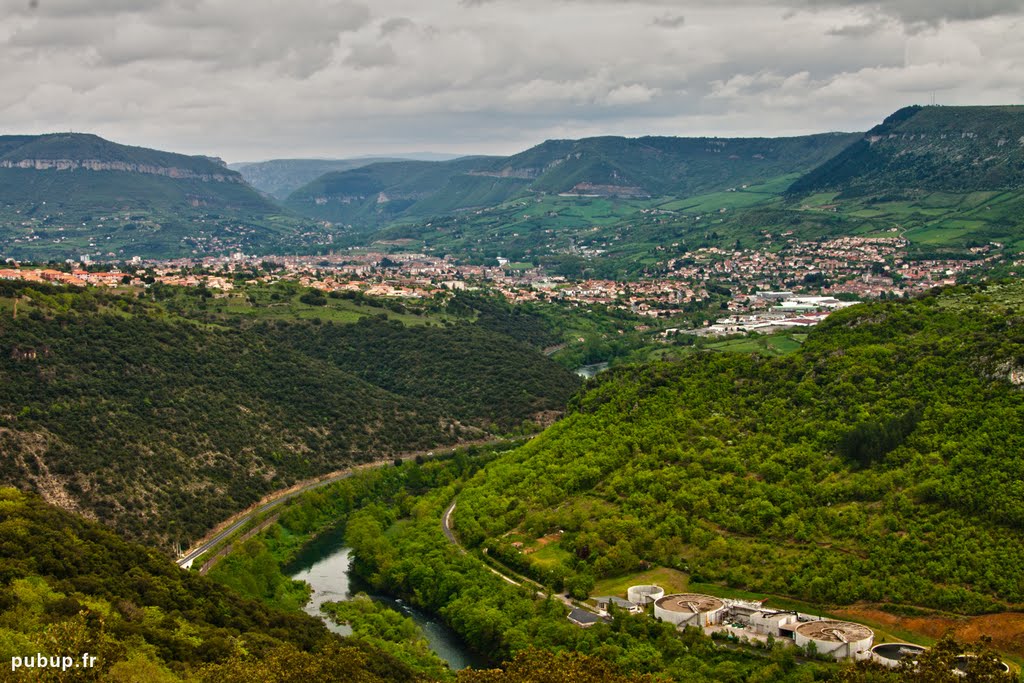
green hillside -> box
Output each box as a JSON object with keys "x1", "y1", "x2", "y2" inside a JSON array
[
  {"x1": 284, "y1": 157, "x2": 504, "y2": 227},
  {"x1": 496, "y1": 133, "x2": 860, "y2": 197},
  {"x1": 0, "y1": 281, "x2": 578, "y2": 547},
  {"x1": 791, "y1": 106, "x2": 1024, "y2": 196},
  {"x1": 311, "y1": 108, "x2": 1024, "y2": 262},
  {"x1": 0, "y1": 486, "x2": 434, "y2": 682},
  {"x1": 394, "y1": 107, "x2": 1024, "y2": 269},
  {"x1": 284, "y1": 134, "x2": 858, "y2": 232},
  {"x1": 0, "y1": 134, "x2": 318, "y2": 260},
  {"x1": 452, "y1": 282, "x2": 1024, "y2": 617}
]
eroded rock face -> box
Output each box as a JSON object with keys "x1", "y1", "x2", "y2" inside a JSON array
[
  {"x1": 993, "y1": 360, "x2": 1024, "y2": 387},
  {"x1": 0, "y1": 158, "x2": 242, "y2": 183}
]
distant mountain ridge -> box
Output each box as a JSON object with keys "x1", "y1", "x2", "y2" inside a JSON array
[
  {"x1": 488, "y1": 133, "x2": 861, "y2": 196},
  {"x1": 285, "y1": 156, "x2": 506, "y2": 227},
  {"x1": 0, "y1": 133, "x2": 308, "y2": 260},
  {"x1": 284, "y1": 132, "x2": 860, "y2": 229},
  {"x1": 0, "y1": 133, "x2": 236, "y2": 178},
  {"x1": 789, "y1": 105, "x2": 1024, "y2": 195},
  {"x1": 5, "y1": 107, "x2": 1024, "y2": 261}
]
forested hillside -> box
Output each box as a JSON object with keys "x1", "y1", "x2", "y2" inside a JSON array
[
  {"x1": 0, "y1": 281, "x2": 577, "y2": 548},
  {"x1": 284, "y1": 133, "x2": 857, "y2": 231},
  {"x1": 790, "y1": 105, "x2": 1024, "y2": 196},
  {"x1": 453, "y1": 282, "x2": 1024, "y2": 615},
  {"x1": 491, "y1": 133, "x2": 860, "y2": 197},
  {"x1": 0, "y1": 486, "x2": 431, "y2": 682}
]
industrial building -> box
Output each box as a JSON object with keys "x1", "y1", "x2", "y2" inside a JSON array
[
  {"x1": 596, "y1": 587, "x2": 880, "y2": 663},
  {"x1": 747, "y1": 610, "x2": 801, "y2": 638},
  {"x1": 567, "y1": 607, "x2": 602, "y2": 628},
  {"x1": 793, "y1": 620, "x2": 874, "y2": 660},
  {"x1": 654, "y1": 593, "x2": 727, "y2": 628},
  {"x1": 594, "y1": 596, "x2": 644, "y2": 616}
]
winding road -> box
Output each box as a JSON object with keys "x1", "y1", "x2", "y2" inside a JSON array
[
  {"x1": 178, "y1": 439, "x2": 512, "y2": 570},
  {"x1": 442, "y1": 499, "x2": 589, "y2": 614}
]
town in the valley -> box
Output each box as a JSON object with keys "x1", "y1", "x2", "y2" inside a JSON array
[{"x1": 2, "y1": 235, "x2": 1006, "y2": 338}]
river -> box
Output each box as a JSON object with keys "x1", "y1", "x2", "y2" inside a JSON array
[
  {"x1": 284, "y1": 524, "x2": 487, "y2": 670},
  {"x1": 575, "y1": 361, "x2": 609, "y2": 378}
]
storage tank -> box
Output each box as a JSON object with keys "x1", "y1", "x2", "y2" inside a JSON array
[
  {"x1": 795, "y1": 620, "x2": 874, "y2": 660},
  {"x1": 871, "y1": 643, "x2": 927, "y2": 668},
  {"x1": 953, "y1": 654, "x2": 1011, "y2": 675},
  {"x1": 654, "y1": 593, "x2": 726, "y2": 628},
  {"x1": 627, "y1": 585, "x2": 665, "y2": 606}
]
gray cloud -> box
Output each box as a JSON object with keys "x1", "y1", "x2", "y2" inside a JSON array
[
  {"x1": 795, "y1": 0, "x2": 1024, "y2": 26},
  {"x1": 827, "y1": 16, "x2": 891, "y2": 36},
  {"x1": 2, "y1": 0, "x2": 171, "y2": 18},
  {"x1": 344, "y1": 42, "x2": 398, "y2": 69},
  {"x1": 454, "y1": 0, "x2": 1024, "y2": 26},
  {"x1": 652, "y1": 13, "x2": 685, "y2": 27},
  {"x1": 380, "y1": 16, "x2": 415, "y2": 34},
  {"x1": 0, "y1": 0, "x2": 1021, "y2": 161}
]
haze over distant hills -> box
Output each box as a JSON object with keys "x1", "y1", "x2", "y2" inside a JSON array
[{"x1": 229, "y1": 153, "x2": 464, "y2": 199}]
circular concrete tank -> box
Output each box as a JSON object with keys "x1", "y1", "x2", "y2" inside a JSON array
[
  {"x1": 654, "y1": 593, "x2": 726, "y2": 628},
  {"x1": 627, "y1": 585, "x2": 665, "y2": 605},
  {"x1": 795, "y1": 620, "x2": 874, "y2": 660},
  {"x1": 872, "y1": 643, "x2": 927, "y2": 668},
  {"x1": 953, "y1": 655, "x2": 1011, "y2": 674}
]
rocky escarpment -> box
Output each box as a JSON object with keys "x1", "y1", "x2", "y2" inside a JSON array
[{"x1": 0, "y1": 158, "x2": 243, "y2": 183}]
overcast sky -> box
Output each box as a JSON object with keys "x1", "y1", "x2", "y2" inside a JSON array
[{"x1": 1, "y1": 0, "x2": 1022, "y2": 162}]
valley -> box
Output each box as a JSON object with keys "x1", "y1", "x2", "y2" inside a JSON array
[
  {"x1": 3, "y1": 104, "x2": 1024, "y2": 682},
  {"x1": 106, "y1": 282, "x2": 1021, "y2": 682}
]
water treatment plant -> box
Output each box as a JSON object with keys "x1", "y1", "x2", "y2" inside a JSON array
[
  {"x1": 617, "y1": 588, "x2": 880, "y2": 661},
  {"x1": 871, "y1": 643, "x2": 927, "y2": 667},
  {"x1": 653, "y1": 593, "x2": 727, "y2": 628},
  {"x1": 793, "y1": 620, "x2": 875, "y2": 660},
  {"x1": 596, "y1": 587, "x2": 1014, "y2": 671}
]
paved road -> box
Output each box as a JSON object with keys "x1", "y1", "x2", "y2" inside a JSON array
[
  {"x1": 178, "y1": 439, "x2": 513, "y2": 570},
  {"x1": 441, "y1": 501, "x2": 466, "y2": 554},
  {"x1": 176, "y1": 467, "x2": 366, "y2": 569},
  {"x1": 441, "y1": 499, "x2": 586, "y2": 612}
]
